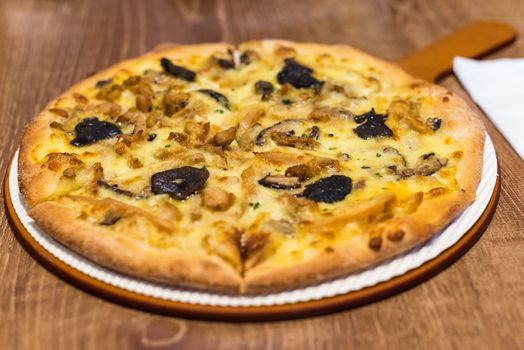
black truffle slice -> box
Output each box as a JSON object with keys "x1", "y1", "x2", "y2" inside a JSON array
[
  {"x1": 95, "y1": 78, "x2": 112, "y2": 88},
  {"x1": 353, "y1": 109, "x2": 393, "y2": 139},
  {"x1": 302, "y1": 175, "x2": 352, "y2": 203},
  {"x1": 277, "y1": 58, "x2": 322, "y2": 89},
  {"x1": 151, "y1": 166, "x2": 209, "y2": 200},
  {"x1": 217, "y1": 58, "x2": 235, "y2": 69},
  {"x1": 426, "y1": 117, "x2": 442, "y2": 131},
  {"x1": 197, "y1": 89, "x2": 230, "y2": 109},
  {"x1": 70, "y1": 117, "x2": 121, "y2": 147},
  {"x1": 160, "y1": 57, "x2": 196, "y2": 82}
]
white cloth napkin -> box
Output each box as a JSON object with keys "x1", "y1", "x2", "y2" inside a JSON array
[{"x1": 453, "y1": 57, "x2": 524, "y2": 159}]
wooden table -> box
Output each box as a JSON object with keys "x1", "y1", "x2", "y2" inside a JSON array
[{"x1": 1, "y1": 0, "x2": 523, "y2": 348}]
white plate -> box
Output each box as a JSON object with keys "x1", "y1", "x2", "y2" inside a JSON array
[{"x1": 8, "y1": 134, "x2": 497, "y2": 307}]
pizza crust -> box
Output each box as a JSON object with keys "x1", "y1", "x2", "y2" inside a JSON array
[
  {"x1": 29, "y1": 201, "x2": 242, "y2": 292},
  {"x1": 18, "y1": 40, "x2": 485, "y2": 294},
  {"x1": 245, "y1": 189, "x2": 471, "y2": 293}
]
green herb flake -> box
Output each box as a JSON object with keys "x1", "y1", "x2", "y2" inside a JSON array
[
  {"x1": 282, "y1": 99, "x2": 292, "y2": 105},
  {"x1": 375, "y1": 172, "x2": 383, "y2": 177},
  {"x1": 361, "y1": 165, "x2": 370, "y2": 169},
  {"x1": 376, "y1": 153, "x2": 381, "y2": 157},
  {"x1": 165, "y1": 144, "x2": 171, "y2": 148},
  {"x1": 328, "y1": 133, "x2": 334, "y2": 137},
  {"x1": 328, "y1": 147, "x2": 337, "y2": 150},
  {"x1": 214, "y1": 109, "x2": 224, "y2": 114},
  {"x1": 249, "y1": 202, "x2": 260, "y2": 210}
]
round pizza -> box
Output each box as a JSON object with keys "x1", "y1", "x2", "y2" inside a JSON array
[{"x1": 18, "y1": 40, "x2": 485, "y2": 293}]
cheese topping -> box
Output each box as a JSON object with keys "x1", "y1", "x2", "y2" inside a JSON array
[{"x1": 27, "y1": 44, "x2": 466, "y2": 274}]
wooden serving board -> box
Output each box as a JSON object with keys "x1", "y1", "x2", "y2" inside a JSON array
[
  {"x1": 397, "y1": 21, "x2": 516, "y2": 81},
  {"x1": 3, "y1": 21, "x2": 512, "y2": 321}
]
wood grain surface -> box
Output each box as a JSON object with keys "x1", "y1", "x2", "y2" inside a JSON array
[{"x1": 0, "y1": 0, "x2": 523, "y2": 349}]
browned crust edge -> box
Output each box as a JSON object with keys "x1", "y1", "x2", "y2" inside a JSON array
[
  {"x1": 29, "y1": 202, "x2": 243, "y2": 292},
  {"x1": 18, "y1": 40, "x2": 485, "y2": 294},
  {"x1": 244, "y1": 191, "x2": 472, "y2": 293}
]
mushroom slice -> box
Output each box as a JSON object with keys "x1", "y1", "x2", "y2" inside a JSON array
[
  {"x1": 306, "y1": 126, "x2": 320, "y2": 140},
  {"x1": 212, "y1": 127, "x2": 237, "y2": 147},
  {"x1": 236, "y1": 108, "x2": 265, "y2": 150},
  {"x1": 285, "y1": 164, "x2": 315, "y2": 181},
  {"x1": 309, "y1": 156, "x2": 341, "y2": 174},
  {"x1": 382, "y1": 146, "x2": 407, "y2": 167},
  {"x1": 255, "y1": 119, "x2": 303, "y2": 146},
  {"x1": 100, "y1": 209, "x2": 122, "y2": 226},
  {"x1": 197, "y1": 89, "x2": 230, "y2": 109},
  {"x1": 309, "y1": 107, "x2": 353, "y2": 122},
  {"x1": 413, "y1": 153, "x2": 447, "y2": 176},
  {"x1": 98, "y1": 180, "x2": 146, "y2": 199},
  {"x1": 270, "y1": 131, "x2": 319, "y2": 150},
  {"x1": 255, "y1": 80, "x2": 274, "y2": 100},
  {"x1": 258, "y1": 175, "x2": 301, "y2": 190},
  {"x1": 151, "y1": 166, "x2": 209, "y2": 200},
  {"x1": 398, "y1": 153, "x2": 448, "y2": 178},
  {"x1": 160, "y1": 57, "x2": 196, "y2": 82},
  {"x1": 254, "y1": 151, "x2": 307, "y2": 166}
]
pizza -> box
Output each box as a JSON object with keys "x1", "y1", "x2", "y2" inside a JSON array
[{"x1": 18, "y1": 40, "x2": 485, "y2": 293}]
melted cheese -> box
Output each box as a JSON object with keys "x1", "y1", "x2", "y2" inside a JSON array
[{"x1": 29, "y1": 46, "x2": 466, "y2": 271}]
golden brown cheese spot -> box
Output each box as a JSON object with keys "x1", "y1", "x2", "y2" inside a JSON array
[
  {"x1": 368, "y1": 236, "x2": 382, "y2": 250},
  {"x1": 387, "y1": 230, "x2": 404, "y2": 242},
  {"x1": 401, "y1": 192, "x2": 423, "y2": 213},
  {"x1": 96, "y1": 84, "x2": 123, "y2": 101},
  {"x1": 44, "y1": 152, "x2": 83, "y2": 172},
  {"x1": 241, "y1": 231, "x2": 272, "y2": 269},
  {"x1": 452, "y1": 150, "x2": 463, "y2": 160},
  {"x1": 49, "y1": 108, "x2": 69, "y2": 118},
  {"x1": 202, "y1": 188, "x2": 235, "y2": 211},
  {"x1": 168, "y1": 132, "x2": 189, "y2": 147},
  {"x1": 204, "y1": 221, "x2": 242, "y2": 271},
  {"x1": 427, "y1": 187, "x2": 448, "y2": 197},
  {"x1": 274, "y1": 46, "x2": 297, "y2": 58}
]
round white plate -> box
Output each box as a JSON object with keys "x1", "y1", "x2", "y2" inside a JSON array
[{"x1": 8, "y1": 134, "x2": 497, "y2": 307}]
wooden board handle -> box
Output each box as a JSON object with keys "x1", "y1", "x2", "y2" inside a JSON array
[{"x1": 396, "y1": 21, "x2": 517, "y2": 82}]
